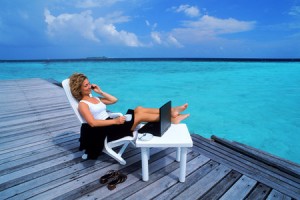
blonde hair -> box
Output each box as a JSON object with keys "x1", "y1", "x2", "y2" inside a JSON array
[{"x1": 69, "y1": 73, "x2": 88, "y2": 101}]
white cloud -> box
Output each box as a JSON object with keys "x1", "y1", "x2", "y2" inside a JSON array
[
  {"x1": 44, "y1": 9, "x2": 99, "y2": 42},
  {"x1": 146, "y1": 20, "x2": 150, "y2": 26},
  {"x1": 44, "y1": 9, "x2": 142, "y2": 47},
  {"x1": 172, "y1": 15, "x2": 256, "y2": 43},
  {"x1": 146, "y1": 20, "x2": 157, "y2": 30},
  {"x1": 150, "y1": 31, "x2": 183, "y2": 47},
  {"x1": 95, "y1": 18, "x2": 140, "y2": 46},
  {"x1": 173, "y1": 4, "x2": 200, "y2": 18},
  {"x1": 289, "y1": 6, "x2": 300, "y2": 16},
  {"x1": 75, "y1": 0, "x2": 122, "y2": 8},
  {"x1": 167, "y1": 35, "x2": 183, "y2": 47},
  {"x1": 105, "y1": 11, "x2": 130, "y2": 24},
  {"x1": 182, "y1": 15, "x2": 255, "y2": 33},
  {"x1": 151, "y1": 32, "x2": 161, "y2": 44}
]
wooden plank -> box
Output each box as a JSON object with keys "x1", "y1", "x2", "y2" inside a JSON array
[
  {"x1": 0, "y1": 119, "x2": 79, "y2": 143},
  {"x1": 0, "y1": 109, "x2": 76, "y2": 133},
  {"x1": 192, "y1": 135, "x2": 300, "y2": 199},
  {"x1": 0, "y1": 138, "x2": 78, "y2": 165},
  {"x1": 192, "y1": 138, "x2": 300, "y2": 199},
  {"x1": 266, "y1": 189, "x2": 292, "y2": 200},
  {"x1": 73, "y1": 149, "x2": 199, "y2": 200},
  {"x1": 219, "y1": 175, "x2": 257, "y2": 200},
  {"x1": 173, "y1": 164, "x2": 231, "y2": 200},
  {"x1": 199, "y1": 170, "x2": 243, "y2": 200},
  {"x1": 0, "y1": 131, "x2": 79, "y2": 158},
  {"x1": 1, "y1": 148, "x2": 140, "y2": 200},
  {"x1": 245, "y1": 182, "x2": 272, "y2": 200},
  {"x1": 154, "y1": 159, "x2": 220, "y2": 200},
  {"x1": 65, "y1": 149, "x2": 181, "y2": 200},
  {"x1": 212, "y1": 135, "x2": 300, "y2": 179},
  {"x1": 0, "y1": 150, "x2": 83, "y2": 188},
  {"x1": 26, "y1": 148, "x2": 176, "y2": 199},
  {"x1": 0, "y1": 123, "x2": 79, "y2": 144},
  {"x1": 194, "y1": 136, "x2": 300, "y2": 190},
  {"x1": 0, "y1": 142, "x2": 79, "y2": 176},
  {"x1": 123, "y1": 154, "x2": 210, "y2": 200},
  {"x1": 0, "y1": 127, "x2": 79, "y2": 153},
  {"x1": 194, "y1": 140, "x2": 298, "y2": 199},
  {"x1": 199, "y1": 135, "x2": 300, "y2": 184}
]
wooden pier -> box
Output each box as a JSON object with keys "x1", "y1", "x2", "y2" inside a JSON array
[{"x1": 0, "y1": 78, "x2": 299, "y2": 199}]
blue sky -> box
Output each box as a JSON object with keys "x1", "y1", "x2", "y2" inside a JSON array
[{"x1": 0, "y1": 0, "x2": 300, "y2": 59}]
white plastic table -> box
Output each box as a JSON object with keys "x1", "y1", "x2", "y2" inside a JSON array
[{"x1": 135, "y1": 124, "x2": 193, "y2": 182}]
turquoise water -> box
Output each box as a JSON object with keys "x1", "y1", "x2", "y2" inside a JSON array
[{"x1": 1, "y1": 60, "x2": 299, "y2": 164}]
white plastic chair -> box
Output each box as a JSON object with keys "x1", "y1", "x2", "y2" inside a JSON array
[{"x1": 62, "y1": 79, "x2": 137, "y2": 165}]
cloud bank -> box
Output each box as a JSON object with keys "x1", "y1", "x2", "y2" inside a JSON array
[
  {"x1": 150, "y1": 4, "x2": 255, "y2": 47},
  {"x1": 44, "y1": 8, "x2": 142, "y2": 47}
]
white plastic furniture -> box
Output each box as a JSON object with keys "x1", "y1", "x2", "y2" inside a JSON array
[
  {"x1": 62, "y1": 79, "x2": 137, "y2": 165},
  {"x1": 135, "y1": 123, "x2": 193, "y2": 182}
]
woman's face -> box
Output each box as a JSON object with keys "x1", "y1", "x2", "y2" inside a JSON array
[{"x1": 81, "y1": 78, "x2": 92, "y2": 96}]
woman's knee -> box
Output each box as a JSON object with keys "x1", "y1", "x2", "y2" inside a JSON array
[{"x1": 134, "y1": 106, "x2": 144, "y2": 113}]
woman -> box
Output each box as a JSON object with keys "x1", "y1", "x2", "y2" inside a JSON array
[{"x1": 69, "y1": 73, "x2": 189, "y2": 158}]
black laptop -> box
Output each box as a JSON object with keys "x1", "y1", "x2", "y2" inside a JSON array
[{"x1": 138, "y1": 101, "x2": 171, "y2": 137}]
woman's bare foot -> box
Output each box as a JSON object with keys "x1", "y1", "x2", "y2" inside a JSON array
[
  {"x1": 172, "y1": 113, "x2": 190, "y2": 124},
  {"x1": 171, "y1": 103, "x2": 188, "y2": 118}
]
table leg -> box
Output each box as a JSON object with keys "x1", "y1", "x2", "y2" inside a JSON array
[
  {"x1": 141, "y1": 147, "x2": 149, "y2": 181},
  {"x1": 179, "y1": 147, "x2": 187, "y2": 182},
  {"x1": 176, "y1": 147, "x2": 181, "y2": 162},
  {"x1": 147, "y1": 148, "x2": 150, "y2": 160}
]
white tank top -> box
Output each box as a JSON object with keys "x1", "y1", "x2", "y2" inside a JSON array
[{"x1": 80, "y1": 97, "x2": 109, "y2": 120}]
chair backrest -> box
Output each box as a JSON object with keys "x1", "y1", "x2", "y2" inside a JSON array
[{"x1": 62, "y1": 79, "x2": 86, "y2": 124}]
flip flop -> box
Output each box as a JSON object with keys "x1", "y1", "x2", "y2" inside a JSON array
[
  {"x1": 99, "y1": 170, "x2": 120, "y2": 184},
  {"x1": 107, "y1": 173, "x2": 127, "y2": 190}
]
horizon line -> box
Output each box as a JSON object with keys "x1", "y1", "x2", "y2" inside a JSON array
[{"x1": 1, "y1": 57, "x2": 300, "y2": 62}]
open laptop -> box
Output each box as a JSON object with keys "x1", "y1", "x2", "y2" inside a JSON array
[{"x1": 138, "y1": 101, "x2": 171, "y2": 137}]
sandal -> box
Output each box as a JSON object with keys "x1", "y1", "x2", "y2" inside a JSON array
[
  {"x1": 99, "y1": 170, "x2": 120, "y2": 184},
  {"x1": 107, "y1": 173, "x2": 127, "y2": 190}
]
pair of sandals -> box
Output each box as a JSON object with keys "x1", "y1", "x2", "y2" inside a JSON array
[{"x1": 100, "y1": 170, "x2": 127, "y2": 190}]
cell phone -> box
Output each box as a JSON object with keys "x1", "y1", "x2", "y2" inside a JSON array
[{"x1": 91, "y1": 85, "x2": 96, "y2": 89}]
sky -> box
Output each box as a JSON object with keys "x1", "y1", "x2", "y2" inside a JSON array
[{"x1": 0, "y1": 0, "x2": 300, "y2": 59}]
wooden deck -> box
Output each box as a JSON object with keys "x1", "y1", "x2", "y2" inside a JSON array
[{"x1": 0, "y1": 78, "x2": 299, "y2": 200}]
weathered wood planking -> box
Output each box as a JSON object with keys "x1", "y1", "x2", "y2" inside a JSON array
[{"x1": 0, "y1": 78, "x2": 299, "y2": 200}]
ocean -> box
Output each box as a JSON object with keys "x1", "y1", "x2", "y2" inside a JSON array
[{"x1": 0, "y1": 59, "x2": 299, "y2": 164}]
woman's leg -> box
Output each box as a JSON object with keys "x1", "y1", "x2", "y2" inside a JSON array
[
  {"x1": 134, "y1": 106, "x2": 159, "y2": 114},
  {"x1": 171, "y1": 103, "x2": 188, "y2": 117},
  {"x1": 171, "y1": 113, "x2": 190, "y2": 124},
  {"x1": 135, "y1": 103, "x2": 189, "y2": 117},
  {"x1": 131, "y1": 110, "x2": 159, "y2": 131},
  {"x1": 130, "y1": 105, "x2": 189, "y2": 131}
]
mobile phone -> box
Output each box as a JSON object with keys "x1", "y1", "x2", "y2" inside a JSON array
[{"x1": 91, "y1": 85, "x2": 96, "y2": 89}]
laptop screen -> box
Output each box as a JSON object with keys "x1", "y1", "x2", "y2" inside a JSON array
[{"x1": 159, "y1": 101, "x2": 171, "y2": 136}]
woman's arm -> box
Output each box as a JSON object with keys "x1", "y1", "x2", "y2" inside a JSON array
[
  {"x1": 92, "y1": 84, "x2": 117, "y2": 105},
  {"x1": 79, "y1": 102, "x2": 125, "y2": 127}
]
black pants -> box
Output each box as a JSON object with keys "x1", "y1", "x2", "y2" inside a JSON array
[{"x1": 79, "y1": 109, "x2": 134, "y2": 159}]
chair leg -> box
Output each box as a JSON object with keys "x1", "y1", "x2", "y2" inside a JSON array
[
  {"x1": 103, "y1": 137, "x2": 127, "y2": 165},
  {"x1": 82, "y1": 153, "x2": 88, "y2": 160},
  {"x1": 102, "y1": 148, "x2": 126, "y2": 165},
  {"x1": 117, "y1": 142, "x2": 129, "y2": 156}
]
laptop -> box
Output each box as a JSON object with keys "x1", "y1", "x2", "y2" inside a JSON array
[{"x1": 138, "y1": 101, "x2": 171, "y2": 137}]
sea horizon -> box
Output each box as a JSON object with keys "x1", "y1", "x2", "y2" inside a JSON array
[{"x1": 1, "y1": 57, "x2": 300, "y2": 63}]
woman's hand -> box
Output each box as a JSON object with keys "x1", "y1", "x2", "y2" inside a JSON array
[
  {"x1": 114, "y1": 116, "x2": 126, "y2": 125},
  {"x1": 91, "y1": 84, "x2": 103, "y2": 94},
  {"x1": 91, "y1": 83, "x2": 118, "y2": 104}
]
